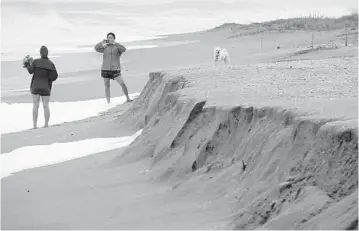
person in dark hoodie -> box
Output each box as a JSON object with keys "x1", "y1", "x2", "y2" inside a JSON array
[
  {"x1": 24, "y1": 46, "x2": 58, "y2": 129},
  {"x1": 94, "y1": 32, "x2": 132, "y2": 104}
]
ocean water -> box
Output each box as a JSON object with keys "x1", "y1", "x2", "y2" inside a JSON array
[
  {"x1": 2, "y1": 0, "x2": 357, "y2": 61},
  {"x1": 1, "y1": 129, "x2": 143, "y2": 178},
  {"x1": 0, "y1": 93, "x2": 140, "y2": 134}
]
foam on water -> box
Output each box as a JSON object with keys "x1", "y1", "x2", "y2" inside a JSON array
[
  {"x1": 0, "y1": 129, "x2": 143, "y2": 179},
  {"x1": 1, "y1": 44, "x2": 161, "y2": 62},
  {"x1": 0, "y1": 92, "x2": 140, "y2": 134}
]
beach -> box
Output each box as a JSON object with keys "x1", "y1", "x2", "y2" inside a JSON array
[{"x1": 1, "y1": 9, "x2": 359, "y2": 230}]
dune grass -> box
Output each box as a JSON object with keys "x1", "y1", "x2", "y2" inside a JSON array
[{"x1": 212, "y1": 12, "x2": 358, "y2": 34}]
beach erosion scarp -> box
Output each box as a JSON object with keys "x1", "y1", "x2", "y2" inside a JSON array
[{"x1": 118, "y1": 57, "x2": 358, "y2": 229}]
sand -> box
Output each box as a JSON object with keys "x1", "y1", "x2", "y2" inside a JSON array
[{"x1": 1, "y1": 26, "x2": 358, "y2": 229}]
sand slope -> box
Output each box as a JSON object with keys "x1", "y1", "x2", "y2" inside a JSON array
[{"x1": 120, "y1": 55, "x2": 358, "y2": 229}]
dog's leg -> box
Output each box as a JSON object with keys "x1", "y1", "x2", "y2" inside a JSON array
[
  {"x1": 224, "y1": 57, "x2": 229, "y2": 65},
  {"x1": 224, "y1": 54, "x2": 230, "y2": 65}
]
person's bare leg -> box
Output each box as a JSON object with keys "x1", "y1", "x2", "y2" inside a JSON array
[
  {"x1": 41, "y1": 96, "x2": 50, "y2": 127},
  {"x1": 104, "y1": 78, "x2": 111, "y2": 104},
  {"x1": 32, "y1": 94, "x2": 41, "y2": 129},
  {"x1": 114, "y1": 75, "x2": 132, "y2": 102}
]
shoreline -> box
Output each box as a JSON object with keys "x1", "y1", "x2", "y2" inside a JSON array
[
  {"x1": 1, "y1": 98, "x2": 137, "y2": 153},
  {"x1": 0, "y1": 33, "x2": 197, "y2": 63},
  {"x1": 1, "y1": 35, "x2": 203, "y2": 103}
]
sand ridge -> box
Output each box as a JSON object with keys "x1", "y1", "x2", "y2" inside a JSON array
[{"x1": 120, "y1": 55, "x2": 358, "y2": 229}]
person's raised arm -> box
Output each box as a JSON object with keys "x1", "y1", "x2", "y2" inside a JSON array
[
  {"x1": 94, "y1": 40, "x2": 106, "y2": 53},
  {"x1": 115, "y1": 43, "x2": 126, "y2": 53},
  {"x1": 25, "y1": 60, "x2": 36, "y2": 74}
]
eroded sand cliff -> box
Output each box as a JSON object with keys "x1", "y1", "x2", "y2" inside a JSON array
[{"x1": 120, "y1": 57, "x2": 358, "y2": 230}]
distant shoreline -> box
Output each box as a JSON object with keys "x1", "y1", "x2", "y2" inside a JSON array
[
  {"x1": 1, "y1": 38, "x2": 200, "y2": 63},
  {"x1": 2, "y1": 12, "x2": 356, "y2": 63}
]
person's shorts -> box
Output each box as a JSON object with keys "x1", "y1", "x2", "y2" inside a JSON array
[
  {"x1": 101, "y1": 70, "x2": 125, "y2": 84},
  {"x1": 101, "y1": 70, "x2": 121, "y2": 80},
  {"x1": 31, "y1": 91, "x2": 50, "y2": 96},
  {"x1": 31, "y1": 87, "x2": 51, "y2": 96}
]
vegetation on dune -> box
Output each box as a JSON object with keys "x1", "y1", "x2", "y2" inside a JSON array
[{"x1": 211, "y1": 12, "x2": 359, "y2": 35}]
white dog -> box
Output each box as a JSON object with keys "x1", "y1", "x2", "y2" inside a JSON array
[{"x1": 214, "y1": 46, "x2": 230, "y2": 67}]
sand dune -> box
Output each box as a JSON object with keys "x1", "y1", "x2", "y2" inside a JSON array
[{"x1": 120, "y1": 56, "x2": 358, "y2": 229}]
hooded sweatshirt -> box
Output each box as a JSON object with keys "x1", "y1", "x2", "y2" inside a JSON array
[{"x1": 26, "y1": 46, "x2": 58, "y2": 96}]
